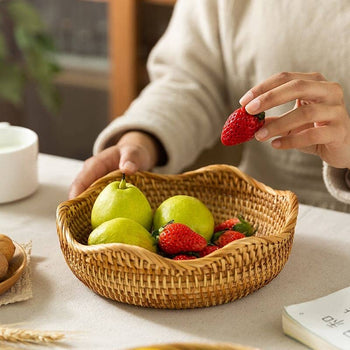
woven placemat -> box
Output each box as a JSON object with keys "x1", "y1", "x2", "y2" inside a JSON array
[{"x1": 0, "y1": 242, "x2": 32, "y2": 307}]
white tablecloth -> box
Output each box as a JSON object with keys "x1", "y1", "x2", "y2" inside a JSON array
[{"x1": 0, "y1": 153, "x2": 349, "y2": 350}]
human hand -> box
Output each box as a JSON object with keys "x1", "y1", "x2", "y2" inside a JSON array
[
  {"x1": 239, "y1": 72, "x2": 350, "y2": 169},
  {"x1": 68, "y1": 131, "x2": 161, "y2": 199}
]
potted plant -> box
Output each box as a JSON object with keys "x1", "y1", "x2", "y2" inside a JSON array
[{"x1": 0, "y1": 0, "x2": 60, "y2": 115}]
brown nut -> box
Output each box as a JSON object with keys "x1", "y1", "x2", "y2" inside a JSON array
[
  {"x1": 0, "y1": 253, "x2": 9, "y2": 280},
  {"x1": 0, "y1": 234, "x2": 15, "y2": 262}
]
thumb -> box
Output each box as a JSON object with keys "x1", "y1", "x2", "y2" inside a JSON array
[
  {"x1": 119, "y1": 159, "x2": 139, "y2": 174},
  {"x1": 118, "y1": 144, "x2": 143, "y2": 175}
]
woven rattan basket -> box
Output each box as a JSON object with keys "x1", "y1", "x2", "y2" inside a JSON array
[
  {"x1": 128, "y1": 342, "x2": 260, "y2": 350},
  {"x1": 56, "y1": 164, "x2": 298, "y2": 309}
]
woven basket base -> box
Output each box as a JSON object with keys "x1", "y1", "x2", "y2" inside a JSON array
[{"x1": 56, "y1": 165, "x2": 298, "y2": 309}]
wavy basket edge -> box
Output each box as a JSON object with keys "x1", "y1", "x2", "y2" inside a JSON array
[
  {"x1": 88, "y1": 164, "x2": 285, "y2": 197},
  {"x1": 56, "y1": 164, "x2": 299, "y2": 268},
  {"x1": 127, "y1": 342, "x2": 260, "y2": 350}
]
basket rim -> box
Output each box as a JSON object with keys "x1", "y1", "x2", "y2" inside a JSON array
[
  {"x1": 56, "y1": 164, "x2": 299, "y2": 268},
  {"x1": 127, "y1": 342, "x2": 260, "y2": 350}
]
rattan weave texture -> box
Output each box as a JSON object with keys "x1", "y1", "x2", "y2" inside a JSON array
[
  {"x1": 56, "y1": 165, "x2": 298, "y2": 309},
  {"x1": 128, "y1": 342, "x2": 260, "y2": 350}
]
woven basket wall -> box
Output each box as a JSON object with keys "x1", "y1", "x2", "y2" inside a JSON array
[
  {"x1": 128, "y1": 342, "x2": 260, "y2": 350},
  {"x1": 56, "y1": 164, "x2": 298, "y2": 309}
]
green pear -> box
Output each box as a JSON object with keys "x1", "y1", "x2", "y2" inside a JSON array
[
  {"x1": 153, "y1": 195, "x2": 214, "y2": 241},
  {"x1": 88, "y1": 217, "x2": 157, "y2": 252},
  {"x1": 91, "y1": 174, "x2": 153, "y2": 230}
]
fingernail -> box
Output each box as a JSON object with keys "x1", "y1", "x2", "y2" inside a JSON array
[
  {"x1": 272, "y1": 139, "x2": 281, "y2": 148},
  {"x1": 120, "y1": 160, "x2": 137, "y2": 173},
  {"x1": 245, "y1": 98, "x2": 261, "y2": 114},
  {"x1": 255, "y1": 128, "x2": 268, "y2": 140},
  {"x1": 239, "y1": 91, "x2": 254, "y2": 105}
]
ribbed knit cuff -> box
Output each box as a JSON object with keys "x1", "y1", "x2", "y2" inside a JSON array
[
  {"x1": 323, "y1": 162, "x2": 350, "y2": 204},
  {"x1": 92, "y1": 116, "x2": 181, "y2": 174}
]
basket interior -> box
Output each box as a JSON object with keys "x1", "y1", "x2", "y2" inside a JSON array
[{"x1": 65, "y1": 168, "x2": 294, "y2": 246}]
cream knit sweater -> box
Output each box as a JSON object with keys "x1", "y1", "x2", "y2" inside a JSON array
[{"x1": 94, "y1": 0, "x2": 350, "y2": 212}]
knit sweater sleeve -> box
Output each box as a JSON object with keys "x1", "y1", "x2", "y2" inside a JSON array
[
  {"x1": 93, "y1": 0, "x2": 229, "y2": 174},
  {"x1": 323, "y1": 163, "x2": 350, "y2": 204}
]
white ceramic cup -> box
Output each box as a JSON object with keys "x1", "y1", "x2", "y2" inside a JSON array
[{"x1": 0, "y1": 122, "x2": 39, "y2": 203}]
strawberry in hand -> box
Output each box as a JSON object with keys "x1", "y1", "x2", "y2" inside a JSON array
[{"x1": 221, "y1": 106, "x2": 265, "y2": 146}]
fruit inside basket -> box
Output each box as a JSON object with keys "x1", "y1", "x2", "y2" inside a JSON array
[{"x1": 56, "y1": 164, "x2": 298, "y2": 309}]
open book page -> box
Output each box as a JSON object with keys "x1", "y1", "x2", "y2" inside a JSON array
[{"x1": 283, "y1": 286, "x2": 350, "y2": 350}]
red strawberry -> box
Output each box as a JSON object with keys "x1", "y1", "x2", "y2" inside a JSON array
[
  {"x1": 214, "y1": 218, "x2": 240, "y2": 232},
  {"x1": 214, "y1": 216, "x2": 256, "y2": 236},
  {"x1": 221, "y1": 106, "x2": 265, "y2": 146},
  {"x1": 156, "y1": 223, "x2": 207, "y2": 255},
  {"x1": 173, "y1": 254, "x2": 197, "y2": 261},
  {"x1": 213, "y1": 230, "x2": 245, "y2": 248},
  {"x1": 199, "y1": 245, "x2": 220, "y2": 257}
]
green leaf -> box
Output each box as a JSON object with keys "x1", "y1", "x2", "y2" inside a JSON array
[
  {"x1": 0, "y1": 62, "x2": 25, "y2": 105},
  {"x1": 233, "y1": 215, "x2": 256, "y2": 236},
  {"x1": 211, "y1": 230, "x2": 225, "y2": 243},
  {"x1": 0, "y1": 0, "x2": 61, "y2": 112},
  {"x1": 35, "y1": 33, "x2": 56, "y2": 52},
  {"x1": 25, "y1": 53, "x2": 61, "y2": 112},
  {"x1": 36, "y1": 81, "x2": 61, "y2": 113},
  {"x1": 15, "y1": 27, "x2": 57, "y2": 53},
  {"x1": 14, "y1": 26, "x2": 34, "y2": 51},
  {"x1": 26, "y1": 50, "x2": 54, "y2": 81},
  {"x1": 7, "y1": 0, "x2": 45, "y2": 33},
  {"x1": 0, "y1": 33, "x2": 7, "y2": 60}
]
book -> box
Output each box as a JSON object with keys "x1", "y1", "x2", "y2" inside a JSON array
[{"x1": 282, "y1": 286, "x2": 350, "y2": 350}]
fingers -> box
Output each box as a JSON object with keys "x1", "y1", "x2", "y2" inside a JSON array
[
  {"x1": 117, "y1": 131, "x2": 161, "y2": 173},
  {"x1": 240, "y1": 71, "x2": 326, "y2": 106},
  {"x1": 118, "y1": 143, "x2": 152, "y2": 174},
  {"x1": 68, "y1": 131, "x2": 161, "y2": 199},
  {"x1": 245, "y1": 79, "x2": 343, "y2": 115},
  {"x1": 238, "y1": 71, "x2": 350, "y2": 167},
  {"x1": 238, "y1": 71, "x2": 344, "y2": 116},
  {"x1": 68, "y1": 146, "x2": 121, "y2": 199},
  {"x1": 68, "y1": 144, "x2": 146, "y2": 199},
  {"x1": 255, "y1": 103, "x2": 347, "y2": 152},
  {"x1": 270, "y1": 125, "x2": 335, "y2": 151},
  {"x1": 255, "y1": 104, "x2": 340, "y2": 141}
]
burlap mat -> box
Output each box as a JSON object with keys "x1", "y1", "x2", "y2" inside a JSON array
[{"x1": 0, "y1": 242, "x2": 32, "y2": 306}]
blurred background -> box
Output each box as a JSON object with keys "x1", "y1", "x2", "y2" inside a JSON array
[{"x1": 0, "y1": 0, "x2": 240, "y2": 167}]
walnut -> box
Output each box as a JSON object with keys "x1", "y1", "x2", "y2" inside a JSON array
[
  {"x1": 0, "y1": 234, "x2": 15, "y2": 262},
  {"x1": 0, "y1": 253, "x2": 8, "y2": 280}
]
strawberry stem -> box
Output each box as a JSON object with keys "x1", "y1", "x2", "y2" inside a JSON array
[
  {"x1": 151, "y1": 220, "x2": 174, "y2": 239},
  {"x1": 211, "y1": 230, "x2": 227, "y2": 242},
  {"x1": 255, "y1": 111, "x2": 265, "y2": 121},
  {"x1": 233, "y1": 215, "x2": 256, "y2": 236}
]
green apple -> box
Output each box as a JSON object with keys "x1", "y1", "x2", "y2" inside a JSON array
[
  {"x1": 88, "y1": 217, "x2": 157, "y2": 252},
  {"x1": 153, "y1": 195, "x2": 214, "y2": 241},
  {"x1": 91, "y1": 174, "x2": 153, "y2": 230}
]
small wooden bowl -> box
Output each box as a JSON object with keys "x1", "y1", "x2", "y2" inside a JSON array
[
  {"x1": 0, "y1": 242, "x2": 27, "y2": 295},
  {"x1": 56, "y1": 165, "x2": 298, "y2": 309}
]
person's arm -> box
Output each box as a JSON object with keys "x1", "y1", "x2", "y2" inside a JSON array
[
  {"x1": 69, "y1": 0, "x2": 229, "y2": 198},
  {"x1": 93, "y1": 0, "x2": 229, "y2": 173}
]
